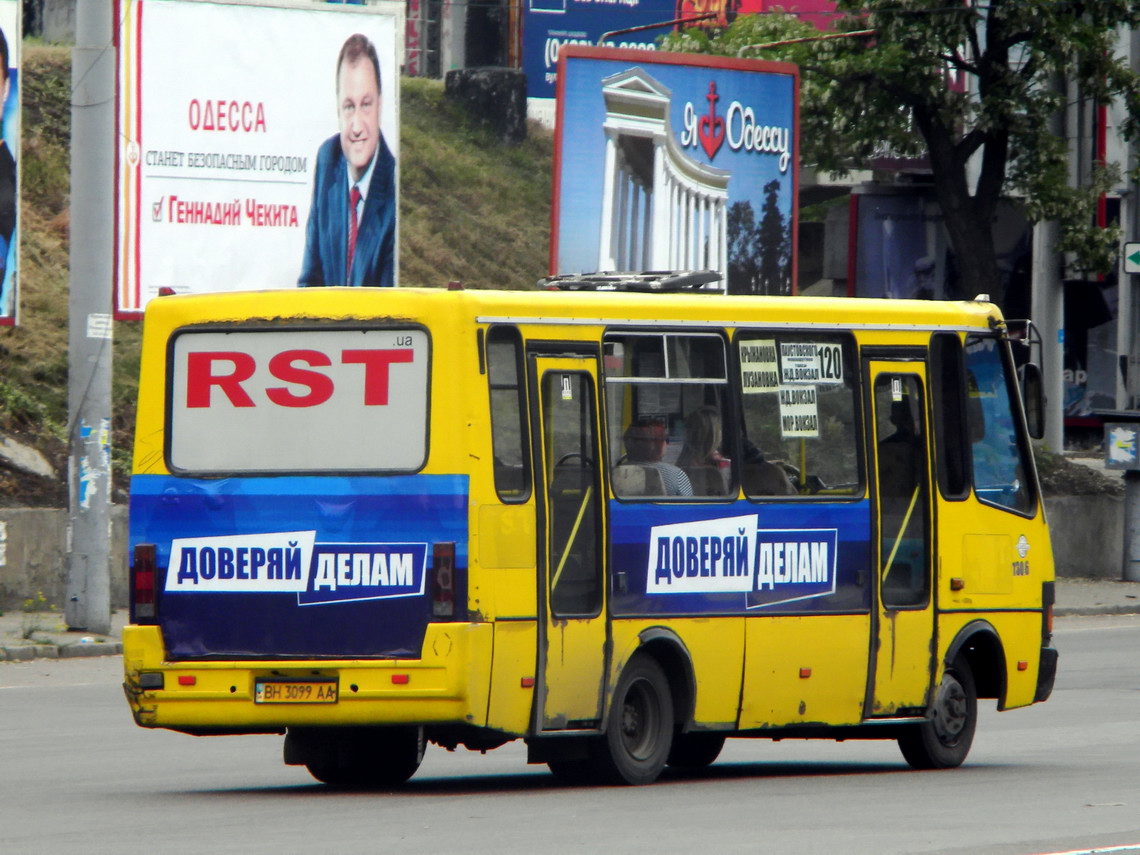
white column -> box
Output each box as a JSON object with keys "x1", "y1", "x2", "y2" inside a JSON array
[
  {"x1": 629, "y1": 181, "x2": 641, "y2": 272},
  {"x1": 708, "y1": 198, "x2": 719, "y2": 278},
  {"x1": 719, "y1": 200, "x2": 728, "y2": 285},
  {"x1": 616, "y1": 160, "x2": 629, "y2": 272},
  {"x1": 597, "y1": 132, "x2": 618, "y2": 271},
  {"x1": 693, "y1": 194, "x2": 702, "y2": 269},
  {"x1": 642, "y1": 183, "x2": 652, "y2": 269}
]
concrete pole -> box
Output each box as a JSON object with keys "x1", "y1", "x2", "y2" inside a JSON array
[
  {"x1": 65, "y1": 0, "x2": 114, "y2": 633},
  {"x1": 1032, "y1": 219, "x2": 1065, "y2": 453}
]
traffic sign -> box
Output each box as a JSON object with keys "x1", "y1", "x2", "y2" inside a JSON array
[{"x1": 1124, "y1": 242, "x2": 1140, "y2": 274}]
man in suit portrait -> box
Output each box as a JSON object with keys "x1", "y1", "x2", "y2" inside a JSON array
[{"x1": 299, "y1": 33, "x2": 395, "y2": 288}]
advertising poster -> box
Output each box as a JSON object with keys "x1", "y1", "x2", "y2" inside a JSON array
[
  {"x1": 115, "y1": 0, "x2": 401, "y2": 317},
  {"x1": 0, "y1": 1, "x2": 18, "y2": 327},
  {"x1": 552, "y1": 46, "x2": 798, "y2": 295},
  {"x1": 523, "y1": 0, "x2": 664, "y2": 103},
  {"x1": 849, "y1": 190, "x2": 1031, "y2": 304}
]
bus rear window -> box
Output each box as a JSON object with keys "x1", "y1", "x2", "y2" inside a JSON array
[{"x1": 167, "y1": 328, "x2": 429, "y2": 473}]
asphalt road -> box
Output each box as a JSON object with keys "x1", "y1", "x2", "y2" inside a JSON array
[{"x1": 2, "y1": 615, "x2": 1140, "y2": 855}]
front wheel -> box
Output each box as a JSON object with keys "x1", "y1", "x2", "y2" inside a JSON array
[
  {"x1": 592, "y1": 654, "x2": 674, "y2": 785},
  {"x1": 898, "y1": 659, "x2": 977, "y2": 770}
]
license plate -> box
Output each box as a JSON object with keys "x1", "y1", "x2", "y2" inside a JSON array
[{"x1": 255, "y1": 680, "x2": 338, "y2": 704}]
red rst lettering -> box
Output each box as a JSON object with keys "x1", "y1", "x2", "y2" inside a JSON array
[
  {"x1": 186, "y1": 352, "x2": 256, "y2": 408},
  {"x1": 265, "y1": 350, "x2": 334, "y2": 407},
  {"x1": 341, "y1": 349, "x2": 414, "y2": 406}
]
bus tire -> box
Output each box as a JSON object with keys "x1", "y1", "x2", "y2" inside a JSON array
[
  {"x1": 667, "y1": 732, "x2": 726, "y2": 769},
  {"x1": 305, "y1": 726, "x2": 425, "y2": 788},
  {"x1": 898, "y1": 659, "x2": 977, "y2": 770},
  {"x1": 593, "y1": 654, "x2": 674, "y2": 785}
]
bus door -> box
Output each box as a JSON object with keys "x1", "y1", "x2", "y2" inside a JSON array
[
  {"x1": 864, "y1": 359, "x2": 935, "y2": 717},
  {"x1": 527, "y1": 352, "x2": 608, "y2": 731}
]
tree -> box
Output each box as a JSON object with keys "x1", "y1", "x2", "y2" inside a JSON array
[
  {"x1": 664, "y1": 1, "x2": 1140, "y2": 307},
  {"x1": 757, "y1": 179, "x2": 792, "y2": 295}
]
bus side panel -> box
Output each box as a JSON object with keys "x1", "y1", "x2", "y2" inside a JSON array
[
  {"x1": 485, "y1": 620, "x2": 539, "y2": 734},
  {"x1": 474, "y1": 504, "x2": 537, "y2": 618},
  {"x1": 936, "y1": 612, "x2": 1042, "y2": 709},
  {"x1": 609, "y1": 618, "x2": 744, "y2": 729},
  {"x1": 937, "y1": 497, "x2": 1054, "y2": 710},
  {"x1": 739, "y1": 614, "x2": 871, "y2": 728}
]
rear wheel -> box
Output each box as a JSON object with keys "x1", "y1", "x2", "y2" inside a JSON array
[
  {"x1": 667, "y1": 732, "x2": 726, "y2": 769},
  {"x1": 295, "y1": 726, "x2": 426, "y2": 788},
  {"x1": 898, "y1": 659, "x2": 977, "y2": 770},
  {"x1": 592, "y1": 654, "x2": 674, "y2": 785}
]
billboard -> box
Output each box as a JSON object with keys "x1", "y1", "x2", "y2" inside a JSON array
[
  {"x1": 848, "y1": 190, "x2": 1031, "y2": 303},
  {"x1": 552, "y1": 46, "x2": 798, "y2": 295},
  {"x1": 0, "y1": 1, "x2": 18, "y2": 326},
  {"x1": 523, "y1": 0, "x2": 665, "y2": 102},
  {"x1": 115, "y1": 0, "x2": 401, "y2": 317}
]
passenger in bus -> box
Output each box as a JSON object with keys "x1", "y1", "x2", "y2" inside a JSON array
[
  {"x1": 620, "y1": 416, "x2": 693, "y2": 497},
  {"x1": 740, "y1": 436, "x2": 797, "y2": 496},
  {"x1": 677, "y1": 406, "x2": 731, "y2": 496}
]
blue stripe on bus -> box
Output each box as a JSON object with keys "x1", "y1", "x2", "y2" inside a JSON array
[{"x1": 609, "y1": 498, "x2": 872, "y2": 616}]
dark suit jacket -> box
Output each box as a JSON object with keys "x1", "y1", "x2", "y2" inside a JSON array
[{"x1": 299, "y1": 133, "x2": 395, "y2": 287}]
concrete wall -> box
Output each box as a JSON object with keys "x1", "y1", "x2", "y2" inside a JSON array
[
  {"x1": 0, "y1": 496, "x2": 1125, "y2": 610},
  {"x1": 0, "y1": 506, "x2": 128, "y2": 611},
  {"x1": 1044, "y1": 495, "x2": 1125, "y2": 579}
]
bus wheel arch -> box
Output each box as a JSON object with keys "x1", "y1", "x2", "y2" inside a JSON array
[
  {"x1": 945, "y1": 620, "x2": 1007, "y2": 707},
  {"x1": 633, "y1": 627, "x2": 696, "y2": 732}
]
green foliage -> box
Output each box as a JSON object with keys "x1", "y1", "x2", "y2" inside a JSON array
[{"x1": 664, "y1": 1, "x2": 1140, "y2": 301}]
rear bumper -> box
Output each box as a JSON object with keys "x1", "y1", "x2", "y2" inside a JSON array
[
  {"x1": 1034, "y1": 646, "x2": 1058, "y2": 703},
  {"x1": 122, "y1": 622, "x2": 493, "y2": 731}
]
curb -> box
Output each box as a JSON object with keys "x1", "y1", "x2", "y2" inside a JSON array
[
  {"x1": 0, "y1": 641, "x2": 123, "y2": 661},
  {"x1": 1055, "y1": 606, "x2": 1140, "y2": 618}
]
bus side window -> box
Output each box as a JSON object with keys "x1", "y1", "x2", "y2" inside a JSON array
[
  {"x1": 486, "y1": 326, "x2": 531, "y2": 502},
  {"x1": 930, "y1": 333, "x2": 970, "y2": 500},
  {"x1": 736, "y1": 333, "x2": 861, "y2": 498},
  {"x1": 964, "y1": 335, "x2": 1035, "y2": 515},
  {"x1": 604, "y1": 332, "x2": 732, "y2": 500}
]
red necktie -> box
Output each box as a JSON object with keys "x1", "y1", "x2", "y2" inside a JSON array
[{"x1": 346, "y1": 185, "x2": 362, "y2": 281}]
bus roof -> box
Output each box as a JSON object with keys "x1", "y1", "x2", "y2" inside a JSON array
[{"x1": 143, "y1": 287, "x2": 1003, "y2": 333}]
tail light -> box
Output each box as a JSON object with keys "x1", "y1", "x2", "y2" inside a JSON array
[
  {"x1": 131, "y1": 544, "x2": 158, "y2": 624},
  {"x1": 431, "y1": 542, "x2": 456, "y2": 619}
]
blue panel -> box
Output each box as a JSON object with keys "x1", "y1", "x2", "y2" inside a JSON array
[
  {"x1": 610, "y1": 499, "x2": 871, "y2": 616},
  {"x1": 130, "y1": 474, "x2": 468, "y2": 659},
  {"x1": 522, "y1": 1, "x2": 662, "y2": 99}
]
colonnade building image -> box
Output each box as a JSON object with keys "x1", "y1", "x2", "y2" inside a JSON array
[{"x1": 596, "y1": 68, "x2": 730, "y2": 278}]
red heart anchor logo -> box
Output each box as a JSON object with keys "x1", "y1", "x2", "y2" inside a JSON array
[{"x1": 698, "y1": 81, "x2": 725, "y2": 160}]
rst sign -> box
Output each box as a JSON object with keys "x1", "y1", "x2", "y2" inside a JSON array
[{"x1": 169, "y1": 328, "x2": 428, "y2": 473}]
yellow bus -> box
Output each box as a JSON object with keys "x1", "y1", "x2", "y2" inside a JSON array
[{"x1": 123, "y1": 281, "x2": 1057, "y2": 786}]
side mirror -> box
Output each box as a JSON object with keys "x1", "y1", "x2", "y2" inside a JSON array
[{"x1": 1019, "y1": 363, "x2": 1045, "y2": 439}]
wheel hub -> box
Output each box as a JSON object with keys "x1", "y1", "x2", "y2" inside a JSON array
[{"x1": 931, "y1": 672, "x2": 968, "y2": 743}]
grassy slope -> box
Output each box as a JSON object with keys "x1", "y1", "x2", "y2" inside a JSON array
[{"x1": 0, "y1": 50, "x2": 552, "y2": 506}]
